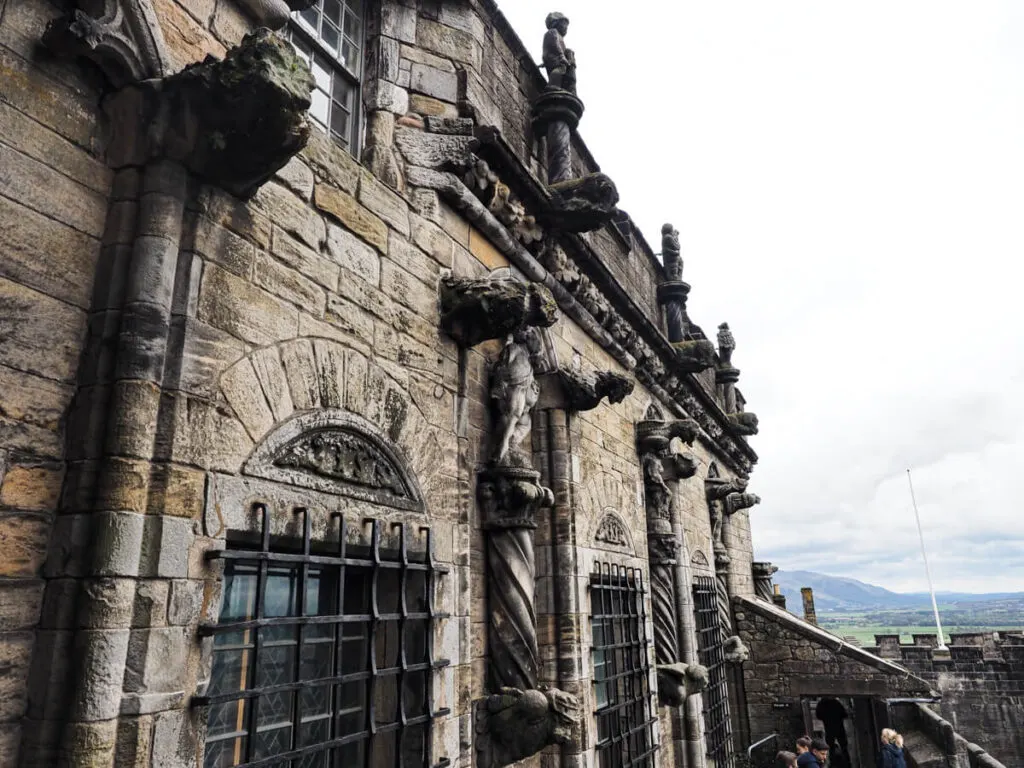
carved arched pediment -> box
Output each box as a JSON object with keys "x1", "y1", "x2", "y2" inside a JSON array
[
  {"x1": 244, "y1": 410, "x2": 426, "y2": 512},
  {"x1": 593, "y1": 509, "x2": 634, "y2": 554},
  {"x1": 691, "y1": 550, "x2": 709, "y2": 567}
]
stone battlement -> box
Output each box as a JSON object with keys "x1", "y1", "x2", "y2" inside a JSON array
[{"x1": 865, "y1": 632, "x2": 1024, "y2": 667}]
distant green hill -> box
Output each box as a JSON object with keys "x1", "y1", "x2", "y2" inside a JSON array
[{"x1": 774, "y1": 570, "x2": 1024, "y2": 611}]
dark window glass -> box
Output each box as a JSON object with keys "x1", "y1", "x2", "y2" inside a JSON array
[
  {"x1": 590, "y1": 565, "x2": 657, "y2": 768},
  {"x1": 200, "y1": 507, "x2": 450, "y2": 768}
]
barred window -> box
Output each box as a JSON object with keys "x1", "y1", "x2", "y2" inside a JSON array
[
  {"x1": 693, "y1": 576, "x2": 734, "y2": 768},
  {"x1": 285, "y1": 0, "x2": 365, "y2": 152},
  {"x1": 590, "y1": 565, "x2": 657, "y2": 768},
  {"x1": 198, "y1": 505, "x2": 450, "y2": 768}
]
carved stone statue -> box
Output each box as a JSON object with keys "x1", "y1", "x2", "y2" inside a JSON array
[
  {"x1": 476, "y1": 686, "x2": 581, "y2": 768},
  {"x1": 656, "y1": 662, "x2": 710, "y2": 708},
  {"x1": 542, "y1": 12, "x2": 576, "y2": 94},
  {"x1": 661, "y1": 223, "x2": 683, "y2": 281},
  {"x1": 491, "y1": 328, "x2": 544, "y2": 465},
  {"x1": 717, "y1": 322, "x2": 735, "y2": 366}
]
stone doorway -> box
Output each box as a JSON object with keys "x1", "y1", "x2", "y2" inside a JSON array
[{"x1": 801, "y1": 696, "x2": 881, "y2": 768}]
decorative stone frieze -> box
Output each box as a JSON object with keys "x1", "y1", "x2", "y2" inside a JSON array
[
  {"x1": 594, "y1": 511, "x2": 631, "y2": 549},
  {"x1": 439, "y1": 276, "x2": 558, "y2": 348}
]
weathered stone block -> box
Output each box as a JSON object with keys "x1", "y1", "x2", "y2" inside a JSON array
[
  {"x1": 326, "y1": 222, "x2": 382, "y2": 284},
  {"x1": 153, "y1": 0, "x2": 226, "y2": 71},
  {"x1": 0, "y1": 580, "x2": 43, "y2": 631},
  {"x1": 314, "y1": 184, "x2": 389, "y2": 253},
  {"x1": 249, "y1": 346, "x2": 295, "y2": 423},
  {"x1": 168, "y1": 579, "x2": 204, "y2": 626},
  {"x1": 198, "y1": 264, "x2": 299, "y2": 346},
  {"x1": 0, "y1": 194, "x2": 99, "y2": 309},
  {"x1": 394, "y1": 127, "x2": 473, "y2": 169},
  {"x1": 410, "y1": 215, "x2": 457, "y2": 268},
  {"x1": 365, "y1": 79, "x2": 409, "y2": 115},
  {"x1": 0, "y1": 276, "x2": 85, "y2": 383},
  {"x1": 380, "y1": 261, "x2": 438, "y2": 318},
  {"x1": 0, "y1": 463, "x2": 62, "y2": 512},
  {"x1": 0, "y1": 513, "x2": 49, "y2": 578},
  {"x1": 161, "y1": 393, "x2": 254, "y2": 473},
  {"x1": 273, "y1": 156, "x2": 315, "y2": 201},
  {"x1": 69, "y1": 627, "x2": 130, "y2": 721},
  {"x1": 124, "y1": 626, "x2": 190, "y2": 693},
  {"x1": 151, "y1": 707, "x2": 201, "y2": 768},
  {"x1": 221, "y1": 358, "x2": 275, "y2": 442},
  {"x1": 312, "y1": 339, "x2": 345, "y2": 409},
  {"x1": 301, "y1": 131, "x2": 360, "y2": 194},
  {"x1": 254, "y1": 252, "x2": 327, "y2": 314},
  {"x1": 189, "y1": 215, "x2": 256, "y2": 279},
  {"x1": 134, "y1": 579, "x2": 170, "y2": 629},
  {"x1": 271, "y1": 227, "x2": 339, "y2": 291},
  {"x1": 151, "y1": 463, "x2": 206, "y2": 519},
  {"x1": 251, "y1": 181, "x2": 325, "y2": 251},
  {"x1": 416, "y1": 18, "x2": 481, "y2": 68},
  {"x1": 409, "y1": 93, "x2": 458, "y2": 118},
  {"x1": 381, "y1": 3, "x2": 417, "y2": 43},
  {"x1": 279, "y1": 338, "x2": 321, "y2": 411},
  {"x1": 316, "y1": 299, "x2": 375, "y2": 351},
  {"x1": 358, "y1": 172, "x2": 410, "y2": 235},
  {"x1": 410, "y1": 63, "x2": 458, "y2": 102}
]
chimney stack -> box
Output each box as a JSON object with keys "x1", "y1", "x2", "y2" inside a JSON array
[
  {"x1": 801, "y1": 587, "x2": 817, "y2": 625},
  {"x1": 772, "y1": 583, "x2": 787, "y2": 610}
]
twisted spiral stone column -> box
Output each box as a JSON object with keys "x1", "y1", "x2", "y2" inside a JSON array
[{"x1": 650, "y1": 535, "x2": 680, "y2": 666}]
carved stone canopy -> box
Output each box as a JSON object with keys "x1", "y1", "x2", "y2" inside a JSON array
[
  {"x1": 44, "y1": 0, "x2": 170, "y2": 88},
  {"x1": 244, "y1": 411, "x2": 425, "y2": 512},
  {"x1": 440, "y1": 277, "x2": 558, "y2": 348}
]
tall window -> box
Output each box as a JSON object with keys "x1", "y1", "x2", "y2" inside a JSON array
[
  {"x1": 198, "y1": 506, "x2": 450, "y2": 768},
  {"x1": 590, "y1": 565, "x2": 657, "y2": 768},
  {"x1": 693, "y1": 577, "x2": 734, "y2": 768},
  {"x1": 285, "y1": 0, "x2": 365, "y2": 152}
]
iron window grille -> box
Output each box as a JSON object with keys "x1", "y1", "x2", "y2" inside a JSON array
[
  {"x1": 196, "y1": 504, "x2": 451, "y2": 768},
  {"x1": 693, "y1": 576, "x2": 734, "y2": 768},
  {"x1": 590, "y1": 564, "x2": 658, "y2": 768},
  {"x1": 284, "y1": 0, "x2": 364, "y2": 152}
]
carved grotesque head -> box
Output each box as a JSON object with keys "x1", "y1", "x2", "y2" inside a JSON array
[
  {"x1": 595, "y1": 372, "x2": 634, "y2": 405},
  {"x1": 686, "y1": 663, "x2": 711, "y2": 693},
  {"x1": 723, "y1": 635, "x2": 750, "y2": 664},
  {"x1": 545, "y1": 12, "x2": 569, "y2": 34},
  {"x1": 544, "y1": 687, "x2": 581, "y2": 743},
  {"x1": 526, "y1": 283, "x2": 559, "y2": 329}
]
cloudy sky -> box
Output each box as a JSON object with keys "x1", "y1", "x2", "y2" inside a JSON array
[{"x1": 500, "y1": 1, "x2": 1024, "y2": 593}]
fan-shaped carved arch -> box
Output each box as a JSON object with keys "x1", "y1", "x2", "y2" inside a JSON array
[
  {"x1": 691, "y1": 550, "x2": 709, "y2": 567},
  {"x1": 592, "y1": 508, "x2": 634, "y2": 554},
  {"x1": 243, "y1": 410, "x2": 426, "y2": 512}
]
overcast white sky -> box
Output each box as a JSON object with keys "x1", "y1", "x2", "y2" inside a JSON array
[{"x1": 500, "y1": 1, "x2": 1024, "y2": 593}]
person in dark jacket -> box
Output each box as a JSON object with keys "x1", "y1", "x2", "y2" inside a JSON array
[
  {"x1": 777, "y1": 751, "x2": 798, "y2": 768},
  {"x1": 797, "y1": 738, "x2": 829, "y2": 768},
  {"x1": 879, "y1": 729, "x2": 908, "y2": 768}
]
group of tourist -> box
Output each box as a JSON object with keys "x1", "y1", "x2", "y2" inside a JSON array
[{"x1": 776, "y1": 729, "x2": 907, "y2": 768}]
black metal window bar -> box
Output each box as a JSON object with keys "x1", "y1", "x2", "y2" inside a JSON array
[
  {"x1": 196, "y1": 504, "x2": 451, "y2": 768},
  {"x1": 590, "y1": 563, "x2": 658, "y2": 768},
  {"x1": 693, "y1": 576, "x2": 734, "y2": 768}
]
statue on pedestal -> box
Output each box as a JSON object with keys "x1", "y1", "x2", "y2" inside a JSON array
[{"x1": 542, "y1": 12, "x2": 576, "y2": 94}]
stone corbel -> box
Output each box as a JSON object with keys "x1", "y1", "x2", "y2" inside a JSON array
[
  {"x1": 476, "y1": 686, "x2": 581, "y2": 768},
  {"x1": 43, "y1": 0, "x2": 170, "y2": 87},
  {"x1": 439, "y1": 276, "x2": 558, "y2": 348},
  {"x1": 102, "y1": 29, "x2": 315, "y2": 196},
  {"x1": 672, "y1": 339, "x2": 717, "y2": 374},
  {"x1": 537, "y1": 367, "x2": 634, "y2": 412},
  {"x1": 724, "y1": 491, "x2": 761, "y2": 516},
  {"x1": 541, "y1": 172, "x2": 621, "y2": 233},
  {"x1": 656, "y1": 662, "x2": 710, "y2": 708},
  {"x1": 723, "y1": 635, "x2": 750, "y2": 664},
  {"x1": 728, "y1": 411, "x2": 759, "y2": 436}
]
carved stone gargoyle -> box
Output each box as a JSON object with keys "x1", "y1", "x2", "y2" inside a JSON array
[
  {"x1": 475, "y1": 686, "x2": 581, "y2": 768},
  {"x1": 724, "y1": 635, "x2": 750, "y2": 664},
  {"x1": 440, "y1": 277, "x2": 558, "y2": 348},
  {"x1": 541, "y1": 367, "x2": 634, "y2": 412},
  {"x1": 543, "y1": 172, "x2": 621, "y2": 232},
  {"x1": 656, "y1": 662, "x2": 710, "y2": 708},
  {"x1": 672, "y1": 339, "x2": 717, "y2": 373},
  {"x1": 728, "y1": 411, "x2": 759, "y2": 436},
  {"x1": 725, "y1": 491, "x2": 761, "y2": 517}
]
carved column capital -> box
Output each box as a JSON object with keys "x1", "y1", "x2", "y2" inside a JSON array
[
  {"x1": 478, "y1": 466, "x2": 554, "y2": 530},
  {"x1": 752, "y1": 561, "x2": 778, "y2": 602},
  {"x1": 440, "y1": 277, "x2": 558, "y2": 348}
]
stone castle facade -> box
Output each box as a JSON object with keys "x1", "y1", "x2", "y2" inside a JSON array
[{"x1": 0, "y1": 1, "x2": 1017, "y2": 767}]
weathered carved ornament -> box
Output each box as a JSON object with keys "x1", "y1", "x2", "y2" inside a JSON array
[
  {"x1": 656, "y1": 662, "x2": 710, "y2": 708},
  {"x1": 243, "y1": 412, "x2": 425, "y2": 512},
  {"x1": 724, "y1": 635, "x2": 750, "y2": 664},
  {"x1": 594, "y1": 511, "x2": 631, "y2": 549},
  {"x1": 542, "y1": 173, "x2": 621, "y2": 233},
  {"x1": 691, "y1": 550, "x2": 710, "y2": 567},
  {"x1": 752, "y1": 561, "x2": 779, "y2": 602},
  {"x1": 672, "y1": 339, "x2": 717, "y2": 374},
  {"x1": 440, "y1": 276, "x2": 557, "y2": 349},
  {"x1": 728, "y1": 411, "x2": 759, "y2": 436},
  {"x1": 463, "y1": 157, "x2": 544, "y2": 247},
  {"x1": 476, "y1": 686, "x2": 581, "y2": 768},
  {"x1": 44, "y1": 0, "x2": 170, "y2": 88},
  {"x1": 552, "y1": 367, "x2": 634, "y2": 412}
]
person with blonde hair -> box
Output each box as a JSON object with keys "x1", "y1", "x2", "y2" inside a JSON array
[{"x1": 879, "y1": 729, "x2": 907, "y2": 768}]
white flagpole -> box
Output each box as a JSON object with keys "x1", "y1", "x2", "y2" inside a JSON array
[{"x1": 906, "y1": 468, "x2": 948, "y2": 651}]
